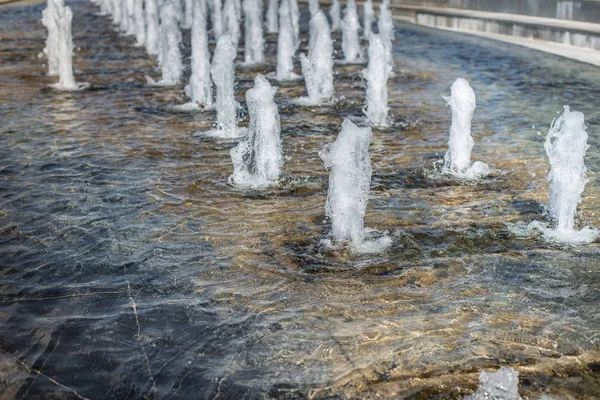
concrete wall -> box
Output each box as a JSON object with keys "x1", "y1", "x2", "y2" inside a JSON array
[{"x1": 392, "y1": 0, "x2": 600, "y2": 23}]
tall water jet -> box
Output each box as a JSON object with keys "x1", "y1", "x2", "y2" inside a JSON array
[
  {"x1": 125, "y1": 0, "x2": 136, "y2": 36},
  {"x1": 209, "y1": 0, "x2": 223, "y2": 39},
  {"x1": 441, "y1": 78, "x2": 490, "y2": 178},
  {"x1": 319, "y1": 119, "x2": 391, "y2": 253},
  {"x1": 145, "y1": 0, "x2": 159, "y2": 55},
  {"x1": 172, "y1": 0, "x2": 184, "y2": 23},
  {"x1": 308, "y1": 0, "x2": 319, "y2": 15},
  {"x1": 362, "y1": 33, "x2": 391, "y2": 127},
  {"x1": 50, "y1": 0, "x2": 83, "y2": 90},
  {"x1": 207, "y1": 34, "x2": 243, "y2": 138},
  {"x1": 377, "y1": 0, "x2": 394, "y2": 73},
  {"x1": 328, "y1": 0, "x2": 340, "y2": 32},
  {"x1": 147, "y1": 1, "x2": 183, "y2": 86},
  {"x1": 362, "y1": 0, "x2": 373, "y2": 39},
  {"x1": 275, "y1": 0, "x2": 299, "y2": 81},
  {"x1": 183, "y1": 0, "x2": 193, "y2": 28},
  {"x1": 111, "y1": 0, "x2": 121, "y2": 25},
  {"x1": 289, "y1": 0, "x2": 299, "y2": 49},
  {"x1": 297, "y1": 10, "x2": 333, "y2": 105},
  {"x1": 243, "y1": 0, "x2": 264, "y2": 64},
  {"x1": 265, "y1": 0, "x2": 278, "y2": 33},
  {"x1": 183, "y1": 0, "x2": 213, "y2": 109},
  {"x1": 223, "y1": 0, "x2": 240, "y2": 50},
  {"x1": 341, "y1": 0, "x2": 362, "y2": 63},
  {"x1": 134, "y1": 0, "x2": 146, "y2": 46},
  {"x1": 41, "y1": 0, "x2": 60, "y2": 76},
  {"x1": 531, "y1": 106, "x2": 599, "y2": 244},
  {"x1": 230, "y1": 74, "x2": 282, "y2": 189}
]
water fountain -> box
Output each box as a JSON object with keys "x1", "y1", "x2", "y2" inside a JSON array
[
  {"x1": 172, "y1": 0, "x2": 184, "y2": 23},
  {"x1": 289, "y1": 0, "x2": 299, "y2": 49},
  {"x1": 341, "y1": 0, "x2": 363, "y2": 63},
  {"x1": 147, "y1": 1, "x2": 183, "y2": 86},
  {"x1": 98, "y1": 0, "x2": 112, "y2": 16},
  {"x1": 182, "y1": 0, "x2": 193, "y2": 28},
  {"x1": 265, "y1": 0, "x2": 278, "y2": 33},
  {"x1": 209, "y1": 0, "x2": 223, "y2": 39},
  {"x1": 145, "y1": 0, "x2": 159, "y2": 55},
  {"x1": 110, "y1": 0, "x2": 120, "y2": 25},
  {"x1": 230, "y1": 74, "x2": 282, "y2": 189},
  {"x1": 308, "y1": 0, "x2": 319, "y2": 15},
  {"x1": 362, "y1": 0, "x2": 373, "y2": 39},
  {"x1": 41, "y1": 0, "x2": 60, "y2": 76},
  {"x1": 242, "y1": 0, "x2": 264, "y2": 64},
  {"x1": 319, "y1": 119, "x2": 392, "y2": 253},
  {"x1": 377, "y1": 0, "x2": 394, "y2": 74},
  {"x1": 203, "y1": 33, "x2": 244, "y2": 138},
  {"x1": 328, "y1": 0, "x2": 340, "y2": 32},
  {"x1": 223, "y1": 0, "x2": 240, "y2": 50},
  {"x1": 528, "y1": 106, "x2": 599, "y2": 244},
  {"x1": 466, "y1": 367, "x2": 522, "y2": 400},
  {"x1": 181, "y1": 0, "x2": 213, "y2": 110},
  {"x1": 441, "y1": 78, "x2": 490, "y2": 179},
  {"x1": 275, "y1": 0, "x2": 300, "y2": 81},
  {"x1": 297, "y1": 10, "x2": 333, "y2": 105},
  {"x1": 362, "y1": 33, "x2": 390, "y2": 127},
  {"x1": 134, "y1": 0, "x2": 145, "y2": 46},
  {"x1": 43, "y1": 0, "x2": 83, "y2": 90},
  {"x1": 125, "y1": 0, "x2": 136, "y2": 36}
]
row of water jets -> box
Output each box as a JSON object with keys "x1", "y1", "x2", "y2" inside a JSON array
[{"x1": 41, "y1": 0, "x2": 598, "y2": 252}]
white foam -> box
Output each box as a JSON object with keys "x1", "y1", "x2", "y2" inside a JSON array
[{"x1": 229, "y1": 74, "x2": 283, "y2": 189}]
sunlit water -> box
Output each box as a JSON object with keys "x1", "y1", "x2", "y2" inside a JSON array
[{"x1": 1, "y1": 1, "x2": 599, "y2": 398}]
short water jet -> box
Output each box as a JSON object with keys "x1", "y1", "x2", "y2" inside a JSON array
[
  {"x1": 208, "y1": 0, "x2": 223, "y2": 40},
  {"x1": 223, "y1": 0, "x2": 240, "y2": 50},
  {"x1": 134, "y1": 0, "x2": 146, "y2": 46},
  {"x1": 308, "y1": 0, "x2": 319, "y2": 15},
  {"x1": 229, "y1": 74, "x2": 282, "y2": 189},
  {"x1": 41, "y1": 0, "x2": 61, "y2": 76},
  {"x1": 328, "y1": 0, "x2": 340, "y2": 32},
  {"x1": 529, "y1": 106, "x2": 599, "y2": 244},
  {"x1": 377, "y1": 0, "x2": 394, "y2": 74},
  {"x1": 319, "y1": 119, "x2": 391, "y2": 253},
  {"x1": 296, "y1": 10, "x2": 333, "y2": 105},
  {"x1": 181, "y1": 0, "x2": 213, "y2": 110},
  {"x1": 145, "y1": 0, "x2": 160, "y2": 55},
  {"x1": 147, "y1": 1, "x2": 183, "y2": 86},
  {"x1": 341, "y1": 0, "x2": 363, "y2": 63},
  {"x1": 362, "y1": 33, "x2": 391, "y2": 127},
  {"x1": 466, "y1": 367, "x2": 522, "y2": 400},
  {"x1": 265, "y1": 0, "x2": 278, "y2": 33},
  {"x1": 441, "y1": 78, "x2": 490, "y2": 179},
  {"x1": 275, "y1": 0, "x2": 300, "y2": 81},
  {"x1": 362, "y1": 0, "x2": 373, "y2": 39},
  {"x1": 242, "y1": 0, "x2": 264, "y2": 64},
  {"x1": 202, "y1": 33, "x2": 245, "y2": 138}
]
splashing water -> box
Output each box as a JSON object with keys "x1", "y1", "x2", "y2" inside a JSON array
[
  {"x1": 275, "y1": 0, "x2": 299, "y2": 81},
  {"x1": 362, "y1": 33, "x2": 391, "y2": 127},
  {"x1": 265, "y1": 0, "x2": 278, "y2": 33},
  {"x1": 297, "y1": 10, "x2": 333, "y2": 105},
  {"x1": 308, "y1": 0, "x2": 319, "y2": 15},
  {"x1": 204, "y1": 34, "x2": 244, "y2": 138},
  {"x1": 289, "y1": 0, "x2": 299, "y2": 49},
  {"x1": 329, "y1": 0, "x2": 340, "y2": 32},
  {"x1": 466, "y1": 367, "x2": 522, "y2": 400},
  {"x1": 145, "y1": 0, "x2": 159, "y2": 55},
  {"x1": 230, "y1": 75, "x2": 283, "y2": 189},
  {"x1": 527, "y1": 106, "x2": 599, "y2": 244},
  {"x1": 341, "y1": 0, "x2": 363, "y2": 63},
  {"x1": 183, "y1": 0, "x2": 213, "y2": 109},
  {"x1": 243, "y1": 0, "x2": 264, "y2": 64},
  {"x1": 183, "y1": 0, "x2": 193, "y2": 28},
  {"x1": 223, "y1": 0, "x2": 240, "y2": 49},
  {"x1": 441, "y1": 78, "x2": 490, "y2": 179},
  {"x1": 134, "y1": 0, "x2": 146, "y2": 46},
  {"x1": 208, "y1": 0, "x2": 223, "y2": 39},
  {"x1": 377, "y1": 0, "x2": 394, "y2": 74},
  {"x1": 362, "y1": 0, "x2": 373, "y2": 39},
  {"x1": 319, "y1": 119, "x2": 392, "y2": 253},
  {"x1": 147, "y1": 2, "x2": 183, "y2": 86},
  {"x1": 41, "y1": 0, "x2": 61, "y2": 76}
]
